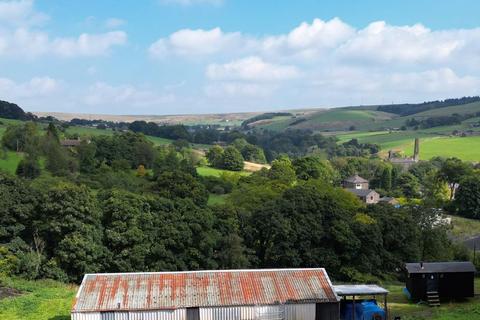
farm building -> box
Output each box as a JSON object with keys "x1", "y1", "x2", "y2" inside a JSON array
[
  {"x1": 388, "y1": 138, "x2": 420, "y2": 171},
  {"x1": 342, "y1": 175, "x2": 380, "y2": 204},
  {"x1": 405, "y1": 261, "x2": 476, "y2": 305},
  {"x1": 72, "y1": 268, "x2": 340, "y2": 320},
  {"x1": 342, "y1": 175, "x2": 369, "y2": 190},
  {"x1": 345, "y1": 189, "x2": 380, "y2": 204}
]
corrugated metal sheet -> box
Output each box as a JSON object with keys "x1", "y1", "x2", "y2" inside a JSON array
[
  {"x1": 72, "y1": 269, "x2": 338, "y2": 313},
  {"x1": 71, "y1": 309, "x2": 186, "y2": 320}
]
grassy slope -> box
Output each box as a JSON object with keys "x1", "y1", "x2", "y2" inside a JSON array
[{"x1": 0, "y1": 277, "x2": 76, "y2": 320}]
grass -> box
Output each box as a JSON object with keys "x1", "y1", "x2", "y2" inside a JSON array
[
  {"x1": 145, "y1": 136, "x2": 172, "y2": 146},
  {"x1": 385, "y1": 279, "x2": 480, "y2": 319},
  {"x1": 208, "y1": 194, "x2": 227, "y2": 205},
  {"x1": 0, "y1": 277, "x2": 77, "y2": 320},
  {"x1": 448, "y1": 215, "x2": 480, "y2": 241},
  {"x1": 196, "y1": 166, "x2": 251, "y2": 178},
  {"x1": 408, "y1": 136, "x2": 480, "y2": 161},
  {"x1": 0, "y1": 151, "x2": 23, "y2": 174}
]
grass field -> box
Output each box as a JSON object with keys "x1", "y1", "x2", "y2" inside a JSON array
[
  {"x1": 0, "y1": 277, "x2": 76, "y2": 320},
  {"x1": 385, "y1": 279, "x2": 480, "y2": 319},
  {"x1": 196, "y1": 166, "x2": 251, "y2": 177},
  {"x1": 0, "y1": 151, "x2": 23, "y2": 174},
  {"x1": 335, "y1": 130, "x2": 480, "y2": 161},
  {"x1": 448, "y1": 215, "x2": 480, "y2": 241}
]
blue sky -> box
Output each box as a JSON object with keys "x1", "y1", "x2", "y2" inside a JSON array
[{"x1": 1, "y1": 0, "x2": 480, "y2": 115}]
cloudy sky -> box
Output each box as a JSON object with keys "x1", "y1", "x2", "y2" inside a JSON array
[{"x1": 0, "y1": 0, "x2": 479, "y2": 115}]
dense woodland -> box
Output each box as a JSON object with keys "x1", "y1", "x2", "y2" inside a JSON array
[{"x1": 0, "y1": 120, "x2": 479, "y2": 286}]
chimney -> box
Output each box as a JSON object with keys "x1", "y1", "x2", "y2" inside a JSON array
[
  {"x1": 388, "y1": 150, "x2": 393, "y2": 159},
  {"x1": 420, "y1": 261, "x2": 424, "y2": 269},
  {"x1": 413, "y1": 138, "x2": 420, "y2": 161}
]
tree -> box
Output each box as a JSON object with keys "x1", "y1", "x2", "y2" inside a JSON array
[
  {"x1": 222, "y1": 146, "x2": 244, "y2": 171},
  {"x1": 379, "y1": 167, "x2": 392, "y2": 191},
  {"x1": 268, "y1": 157, "x2": 296, "y2": 184},
  {"x1": 396, "y1": 172, "x2": 420, "y2": 198},
  {"x1": 438, "y1": 158, "x2": 473, "y2": 200},
  {"x1": 154, "y1": 171, "x2": 209, "y2": 206},
  {"x1": 16, "y1": 157, "x2": 41, "y2": 179},
  {"x1": 292, "y1": 157, "x2": 338, "y2": 183},
  {"x1": 206, "y1": 145, "x2": 224, "y2": 168},
  {"x1": 455, "y1": 174, "x2": 480, "y2": 219},
  {"x1": 100, "y1": 190, "x2": 154, "y2": 272},
  {"x1": 77, "y1": 141, "x2": 97, "y2": 173}
]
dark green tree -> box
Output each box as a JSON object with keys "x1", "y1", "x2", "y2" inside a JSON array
[
  {"x1": 455, "y1": 174, "x2": 480, "y2": 219},
  {"x1": 221, "y1": 146, "x2": 244, "y2": 171}
]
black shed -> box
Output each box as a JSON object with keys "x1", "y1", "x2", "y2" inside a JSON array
[{"x1": 406, "y1": 261, "x2": 476, "y2": 302}]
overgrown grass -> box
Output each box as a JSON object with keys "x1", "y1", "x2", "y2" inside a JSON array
[
  {"x1": 0, "y1": 277, "x2": 77, "y2": 320},
  {"x1": 196, "y1": 166, "x2": 250, "y2": 178}
]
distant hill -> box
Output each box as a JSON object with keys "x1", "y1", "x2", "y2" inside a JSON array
[{"x1": 0, "y1": 100, "x2": 36, "y2": 121}]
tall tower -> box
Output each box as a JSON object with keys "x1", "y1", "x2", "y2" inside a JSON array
[{"x1": 413, "y1": 138, "x2": 420, "y2": 161}]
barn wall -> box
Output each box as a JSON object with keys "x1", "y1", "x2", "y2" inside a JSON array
[
  {"x1": 72, "y1": 304, "x2": 327, "y2": 320},
  {"x1": 199, "y1": 304, "x2": 317, "y2": 320},
  {"x1": 71, "y1": 309, "x2": 187, "y2": 320}
]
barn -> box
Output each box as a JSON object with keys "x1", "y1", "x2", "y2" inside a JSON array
[
  {"x1": 71, "y1": 268, "x2": 340, "y2": 320},
  {"x1": 405, "y1": 261, "x2": 476, "y2": 305}
]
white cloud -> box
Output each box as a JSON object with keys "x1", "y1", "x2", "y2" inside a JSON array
[
  {"x1": 206, "y1": 56, "x2": 300, "y2": 81},
  {"x1": 0, "y1": 0, "x2": 48, "y2": 26},
  {"x1": 149, "y1": 27, "x2": 244, "y2": 57},
  {"x1": 84, "y1": 82, "x2": 175, "y2": 109},
  {"x1": 159, "y1": 0, "x2": 223, "y2": 6},
  {"x1": 0, "y1": 28, "x2": 127, "y2": 57},
  {"x1": 105, "y1": 18, "x2": 125, "y2": 29},
  {"x1": 204, "y1": 82, "x2": 276, "y2": 98}
]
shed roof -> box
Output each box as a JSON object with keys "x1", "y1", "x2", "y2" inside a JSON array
[
  {"x1": 72, "y1": 268, "x2": 338, "y2": 313},
  {"x1": 334, "y1": 285, "x2": 389, "y2": 296},
  {"x1": 345, "y1": 189, "x2": 378, "y2": 197},
  {"x1": 406, "y1": 261, "x2": 476, "y2": 274},
  {"x1": 344, "y1": 175, "x2": 368, "y2": 183}
]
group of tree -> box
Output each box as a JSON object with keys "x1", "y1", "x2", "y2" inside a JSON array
[
  {"x1": 377, "y1": 96, "x2": 480, "y2": 116},
  {"x1": 0, "y1": 120, "x2": 478, "y2": 287},
  {"x1": 405, "y1": 112, "x2": 480, "y2": 129}
]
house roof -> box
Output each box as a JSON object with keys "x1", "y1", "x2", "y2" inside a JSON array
[
  {"x1": 345, "y1": 188, "x2": 378, "y2": 197},
  {"x1": 379, "y1": 197, "x2": 398, "y2": 204},
  {"x1": 390, "y1": 158, "x2": 417, "y2": 164},
  {"x1": 344, "y1": 174, "x2": 368, "y2": 184},
  {"x1": 72, "y1": 268, "x2": 339, "y2": 313},
  {"x1": 60, "y1": 139, "x2": 82, "y2": 147},
  {"x1": 406, "y1": 261, "x2": 476, "y2": 274},
  {"x1": 334, "y1": 285, "x2": 389, "y2": 296}
]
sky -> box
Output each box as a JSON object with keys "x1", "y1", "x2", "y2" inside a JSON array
[{"x1": 0, "y1": 0, "x2": 480, "y2": 115}]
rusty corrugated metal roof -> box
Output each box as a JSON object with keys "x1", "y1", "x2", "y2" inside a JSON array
[{"x1": 72, "y1": 268, "x2": 338, "y2": 312}]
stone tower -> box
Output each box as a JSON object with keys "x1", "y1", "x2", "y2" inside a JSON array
[{"x1": 413, "y1": 138, "x2": 420, "y2": 161}]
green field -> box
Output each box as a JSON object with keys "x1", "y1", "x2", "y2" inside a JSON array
[
  {"x1": 0, "y1": 277, "x2": 76, "y2": 320},
  {"x1": 145, "y1": 136, "x2": 172, "y2": 146},
  {"x1": 196, "y1": 166, "x2": 251, "y2": 177},
  {"x1": 335, "y1": 130, "x2": 480, "y2": 161},
  {"x1": 0, "y1": 152, "x2": 23, "y2": 174}
]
